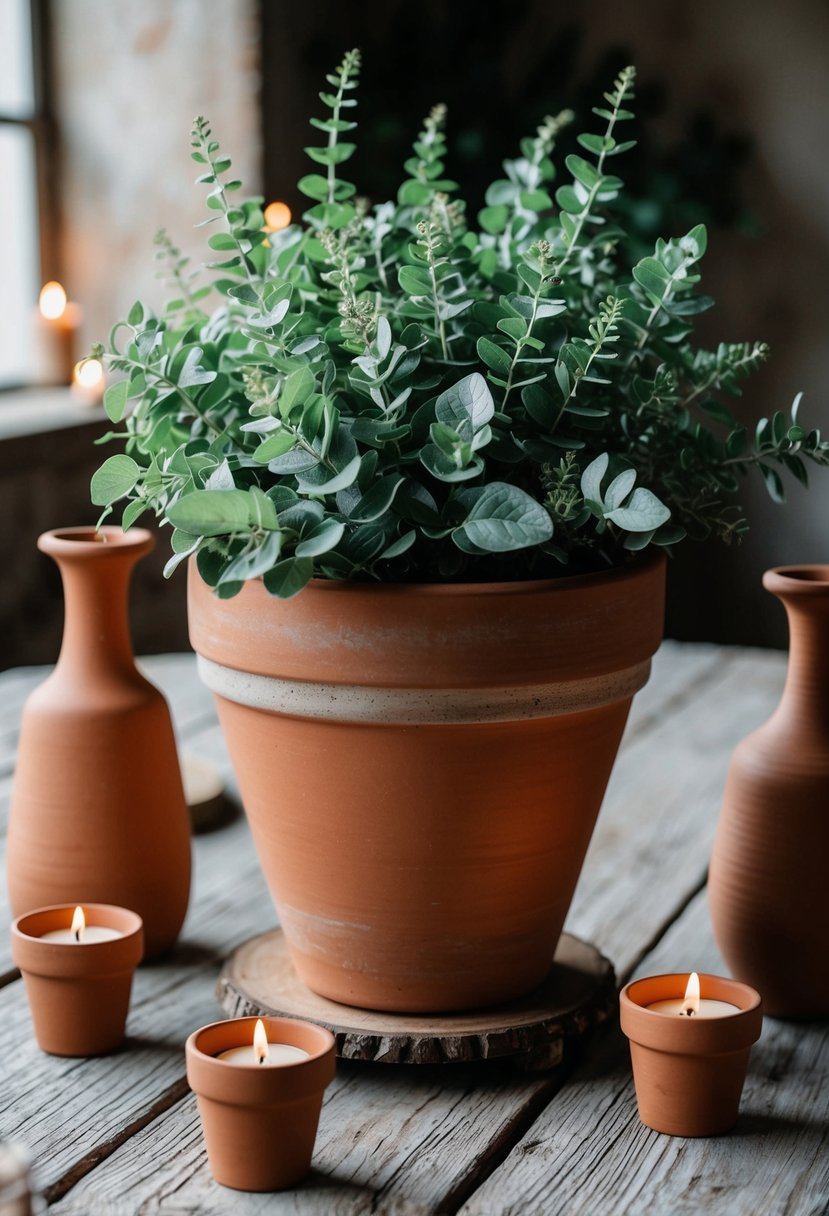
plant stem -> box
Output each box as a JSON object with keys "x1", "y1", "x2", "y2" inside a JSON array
[
  {"x1": 502, "y1": 287, "x2": 541, "y2": 412},
  {"x1": 554, "y1": 73, "x2": 633, "y2": 277}
]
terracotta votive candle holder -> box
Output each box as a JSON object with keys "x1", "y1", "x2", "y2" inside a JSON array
[
  {"x1": 185, "y1": 1015, "x2": 336, "y2": 1192},
  {"x1": 10, "y1": 904, "x2": 144, "y2": 1057},
  {"x1": 620, "y1": 972, "x2": 763, "y2": 1136}
]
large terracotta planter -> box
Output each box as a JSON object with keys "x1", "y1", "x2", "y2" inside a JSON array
[
  {"x1": 189, "y1": 552, "x2": 666, "y2": 1013},
  {"x1": 710, "y1": 565, "x2": 829, "y2": 1017},
  {"x1": 7, "y1": 528, "x2": 191, "y2": 958}
]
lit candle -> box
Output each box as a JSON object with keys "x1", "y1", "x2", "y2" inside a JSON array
[
  {"x1": 11, "y1": 904, "x2": 144, "y2": 1056},
  {"x1": 263, "y1": 201, "x2": 292, "y2": 233},
  {"x1": 186, "y1": 1015, "x2": 336, "y2": 1190},
  {"x1": 34, "y1": 281, "x2": 82, "y2": 385},
  {"x1": 39, "y1": 905, "x2": 121, "y2": 944},
  {"x1": 215, "y1": 1017, "x2": 310, "y2": 1066},
  {"x1": 70, "y1": 357, "x2": 106, "y2": 406},
  {"x1": 619, "y1": 971, "x2": 763, "y2": 1136},
  {"x1": 646, "y1": 971, "x2": 740, "y2": 1018}
]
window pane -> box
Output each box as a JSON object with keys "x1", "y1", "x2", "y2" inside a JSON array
[
  {"x1": 0, "y1": 0, "x2": 34, "y2": 116},
  {"x1": 0, "y1": 125, "x2": 38, "y2": 386}
]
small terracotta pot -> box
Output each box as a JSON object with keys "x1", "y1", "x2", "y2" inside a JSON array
[
  {"x1": 620, "y1": 973, "x2": 762, "y2": 1136},
  {"x1": 185, "y1": 1016, "x2": 336, "y2": 1192},
  {"x1": 10, "y1": 904, "x2": 144, "y2": 1056}
]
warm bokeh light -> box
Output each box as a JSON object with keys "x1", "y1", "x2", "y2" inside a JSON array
[
  {"x1": 73, "y1": 358, "x2": 104, "y2": 389},
  {"x1": 71, "y1": 905, "x2": 85, "y2": 941},
  {"x1": 263, "y1": 201, "x2": 292, "y2": 232},
  {"x1": 253, "y1": 1017, "x2": 270, "y2": 1064},
  {"x1": 680, "y1": 971, "x2": 701, "y2": 1016},
  {"x1": 39, "y1": 281, "x2": 68, "y2": 320}
]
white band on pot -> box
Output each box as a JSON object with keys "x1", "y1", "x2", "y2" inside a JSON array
[{"x1": 197, "y1": 655, "x2": 651, "y2": 725}]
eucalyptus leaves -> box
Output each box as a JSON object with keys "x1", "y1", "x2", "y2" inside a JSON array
[{"x1": 90, "y1": 53, "x2": 829, "y2": 597}]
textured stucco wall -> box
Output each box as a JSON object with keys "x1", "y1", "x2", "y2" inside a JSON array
[{"x1": 52, "y1": 0, "x2": 262, "y2": 351}]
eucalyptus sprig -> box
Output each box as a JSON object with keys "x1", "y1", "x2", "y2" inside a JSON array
[{"x1": 90, "y1": 52, "x2": 829, "y2": 598}]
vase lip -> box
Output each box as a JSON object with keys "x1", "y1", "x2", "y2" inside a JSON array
[
  {"x1": 764, "y1": 565, "x2": 829, "y2": 596},
  {"x1": 38, "y1": 526, "x2": 154, "y2": 559}
]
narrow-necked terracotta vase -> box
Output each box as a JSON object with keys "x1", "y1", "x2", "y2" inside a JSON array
[
  {"x1": 710, "y1": 565, "x2": 829, "y2": 1017},
  {"x1": 7, "y1": 528, "x2": 191, "y2": 958},
  {"x1": 186, "y1": 1016, "x2": 336, "y2": 1191},
  {"x1": 11, "y1": 903, "x2": 144, "y2": 1056},
  {"x1": 620, "y1": 973, "x2": 763, "y2": 1136},
  {"x1": 189, "y1": 551, "x2": 665, "y2": 1013}
]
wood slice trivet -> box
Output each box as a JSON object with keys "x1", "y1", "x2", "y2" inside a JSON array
[
  {"x1": 179, "y1": 752, "x2": 235, "y2": 833},
  {"x1": 218, "y1": 929, "x2": 616, "y2": 1072}
]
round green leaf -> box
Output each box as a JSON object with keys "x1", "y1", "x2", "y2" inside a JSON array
[{"x1": 90, "y1": 456, "x2": 141, "y2": 507}]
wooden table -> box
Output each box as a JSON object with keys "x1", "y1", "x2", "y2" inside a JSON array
[{"x1": 1, "y1": 644, "x2": 826, "y2": 1215}]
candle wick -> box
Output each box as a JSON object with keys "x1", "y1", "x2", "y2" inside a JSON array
[
  {"x1": 74, "y1": 928, "x2": 81, "y2": 943},
  {"x1": 258, "y1": 1054, "x2": 265, "y2": 1065}
]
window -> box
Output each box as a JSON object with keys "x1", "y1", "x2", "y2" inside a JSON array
[{"x1": 0, "y1": 0, "x2": 51, "y2": 388}]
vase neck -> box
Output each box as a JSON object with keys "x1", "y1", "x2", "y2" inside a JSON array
[
  {"x1": 54, "y1": 554, "x2": 140, "y2": 679},
  {"x1": 38, "y1": 529, "x2": 154, "y2": 683},
  {"x1": 771, "y1": 576, "x2": 829, "y2": 734}
]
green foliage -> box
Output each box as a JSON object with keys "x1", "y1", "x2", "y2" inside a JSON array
[{"x1": 91, "y1": 53, "x2": 829, "y2": 596}]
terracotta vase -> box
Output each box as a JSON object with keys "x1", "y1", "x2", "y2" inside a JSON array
[
  {"x1": 7, "y1": 528, "x2": 191, "y2": 958},
  {"x1": 709, "y1": 565, "x2": 829, "y2": 1017},
  {"x1": 189, "y1": 552, "x2": 665, "y2": 1013},
  {"x1": 186, "y1": 1016, "x2": 336, "y2": 1191},
  {"x1": 620, "y1": 973, "x2": 763, "y2": 1136},
  {"x1": 11, "y1": 904, "x2": 144, "y2": 1056}
]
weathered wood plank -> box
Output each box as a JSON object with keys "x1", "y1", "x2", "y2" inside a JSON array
[
  {"x1": 35, "y1": 645, "x2": 787, "y2": 1214},
  {"x1": 2, "y1": 642, "x2": 801, "y2": 1216},
  {"x1": 1, "y1": 805, "x2": 566, "y2": 1213},
  {"x1": 460, "y1": 892, "x2": 829, "y2": 1216},
  {"x1": 46, "y1": 1060, "x2": 559, "y2": 1215}
]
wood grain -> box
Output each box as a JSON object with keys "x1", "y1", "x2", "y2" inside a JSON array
[{"x1": 219, "y1": 928, "x2": 615, "y2": 1069}]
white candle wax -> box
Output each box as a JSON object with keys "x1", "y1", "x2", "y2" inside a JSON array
[
  {"x1": 39, "y1": 926, "x2": 121, "y2": 944},
  {"x1": 647, "y1": 997, "x2": 740, "y2": 1017},
  {"x1": 216, "y1": 1043, "x2": 310, "y2": 1066}
]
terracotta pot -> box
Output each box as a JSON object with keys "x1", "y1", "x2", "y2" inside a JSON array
[
  {"x1": 620, "y1": 973, "x2": 763, "y2": 1136},
  {"x1": 7, "y1": 528, "x2": 191, "y2": 958},
  {"x1": 185, "y1": 1016, "x2": 336, "y2": 1191},
  {"x1": 11, "y1": 904, "x2": 144, "y2": 1056},
  {"x1": 710, "y1": 565, "x2": 829, "y2": 1017},
  {"x1": 189, "y1": 552, "x2": 665, "y2": 1013}
]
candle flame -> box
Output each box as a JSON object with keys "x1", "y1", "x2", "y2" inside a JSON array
[
  {"x1": 253, "y1": 1018, "x2": 269, "y2": 1065},
  {"x1": 73, "y1": 358, "x2": 104, "y2": 389},
  {"x1": 680, "y1": 971, "x2": 701, "y2": 1016},
  {"x1": 39, "y1": 281, "x2": 68, "y2": 320},
  {"x1": 263, "y1": 201, "x2": 291, "y2": 232},
  {"x1": 71, "y1": 905, "x2": 85, "y2": 942}
]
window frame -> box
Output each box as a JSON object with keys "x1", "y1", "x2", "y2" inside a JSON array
[{"x1": 0, "y1": 0, "x2": 57, "y2": 389}]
